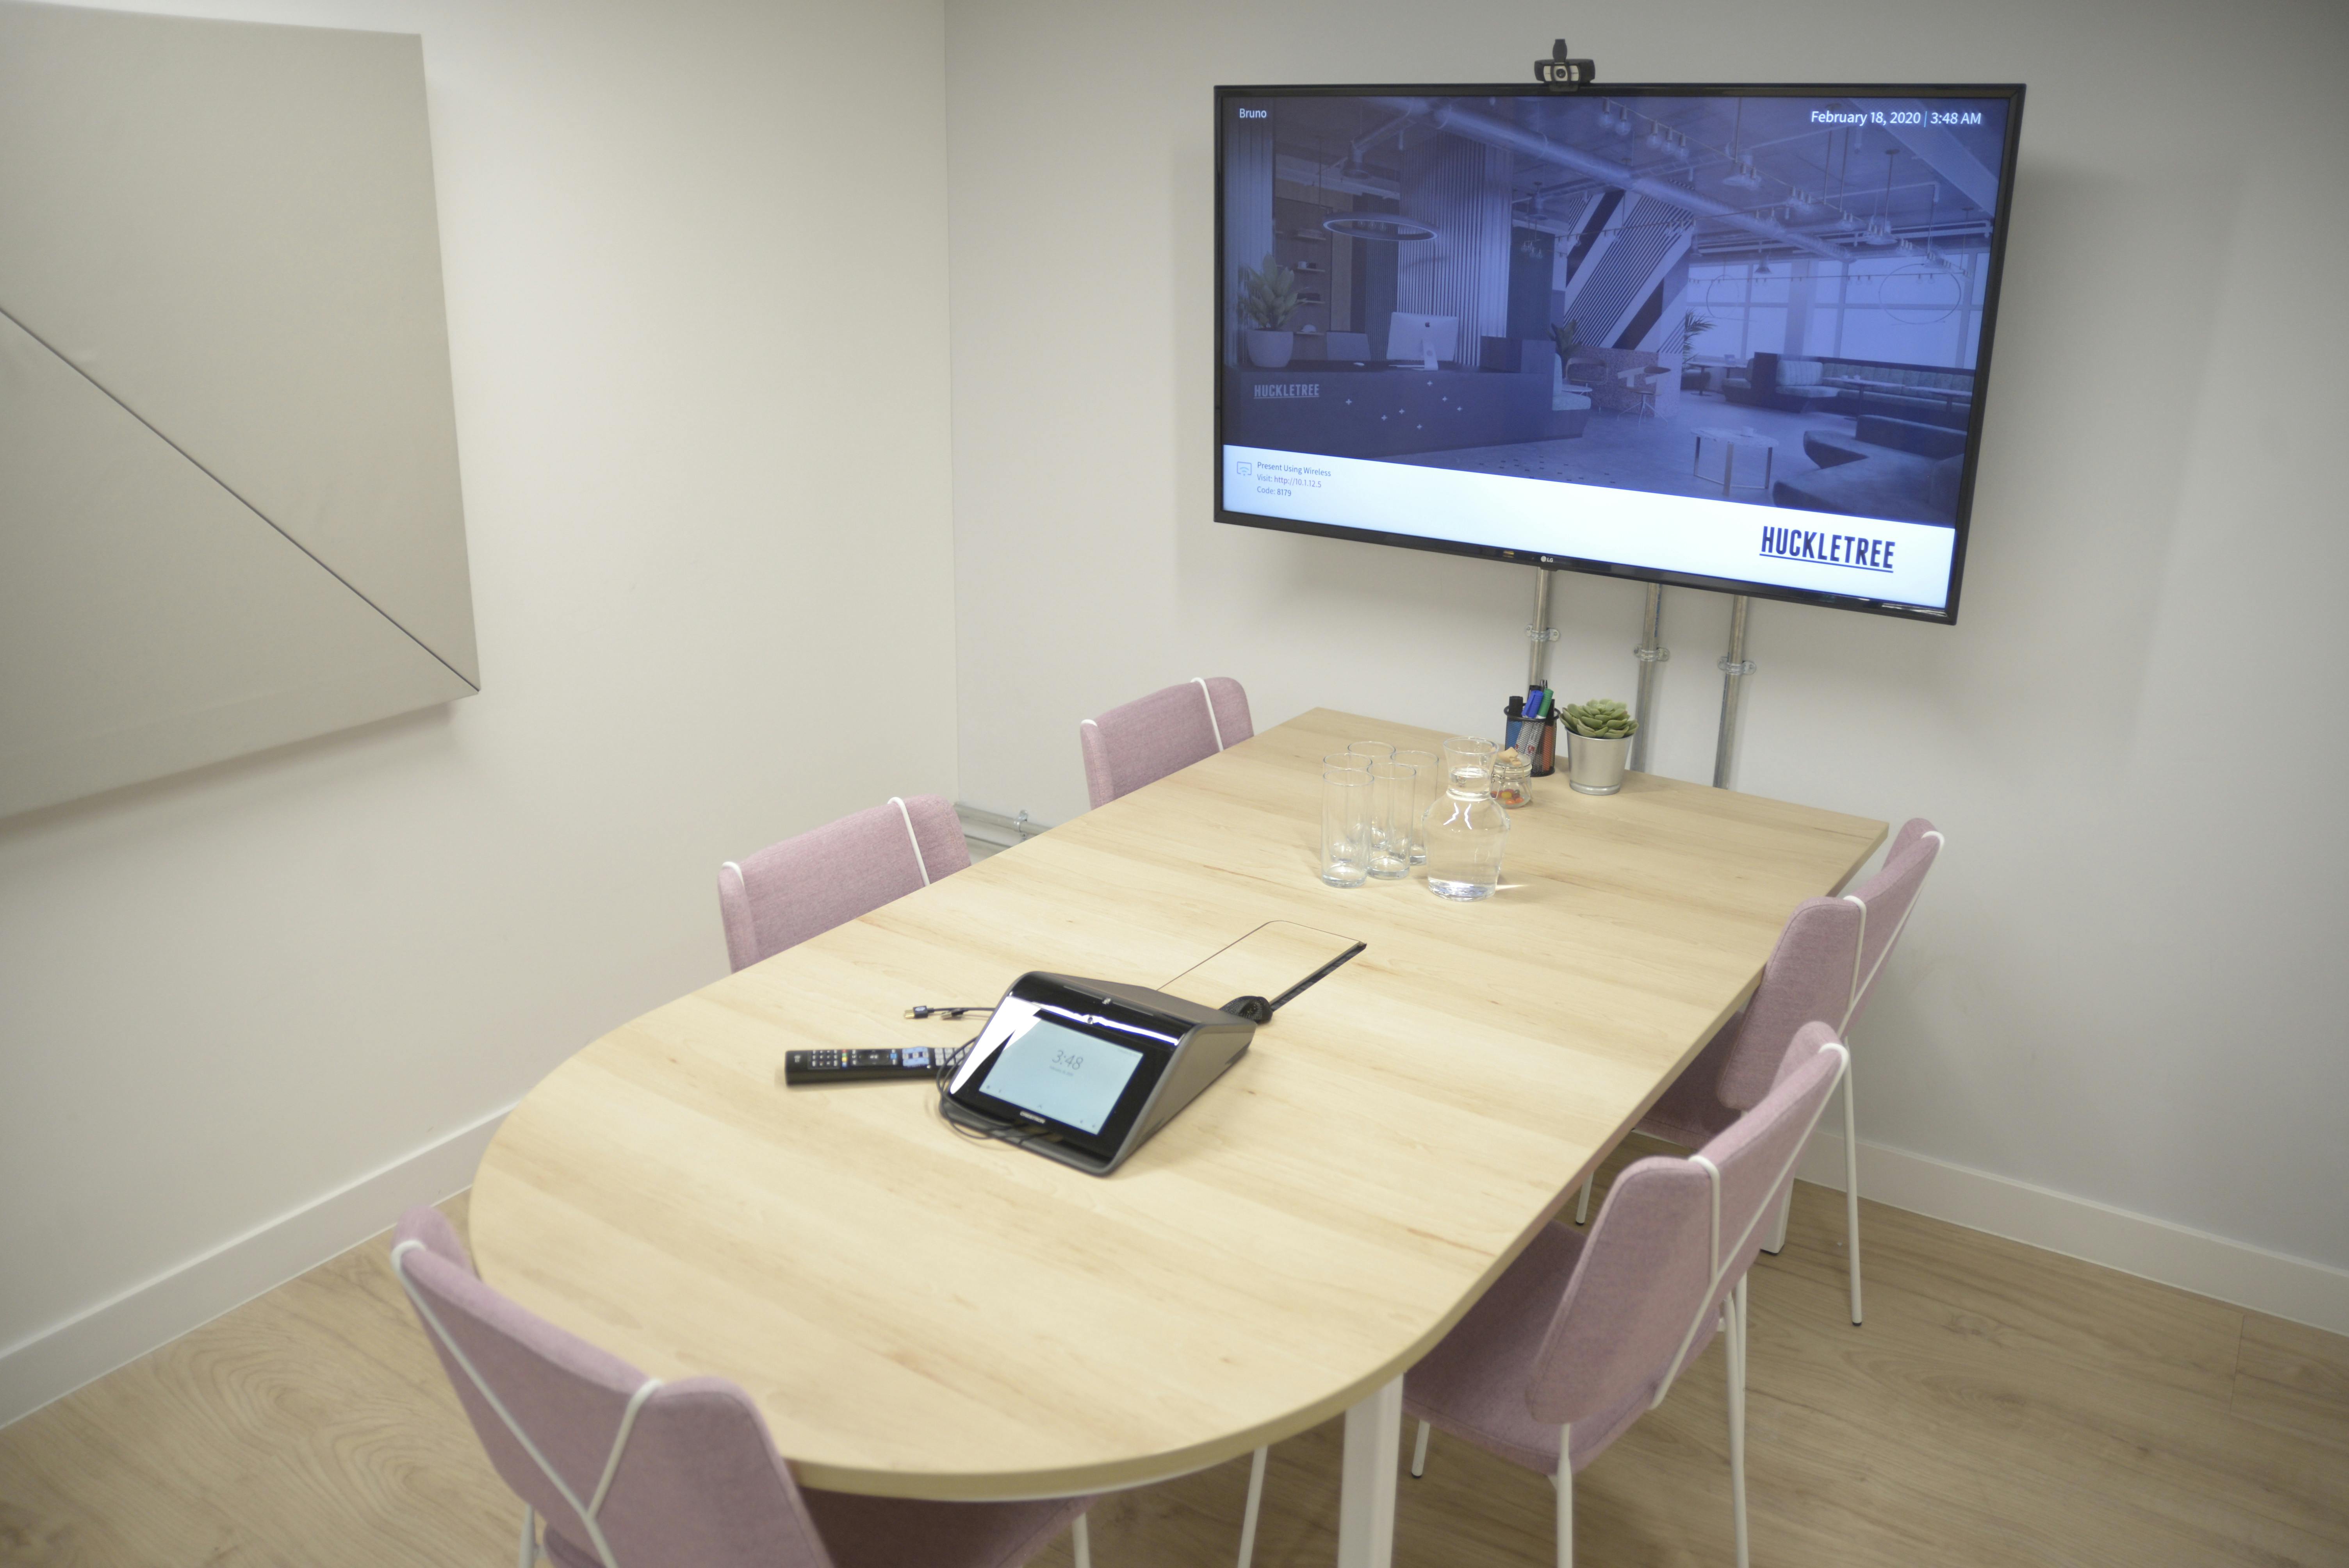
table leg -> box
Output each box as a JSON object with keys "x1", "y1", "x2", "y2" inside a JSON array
[{"x1": 1336, "y1": 1375, "x2": 1403, "y2": 1568}]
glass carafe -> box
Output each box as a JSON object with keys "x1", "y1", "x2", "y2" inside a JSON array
[{"x1": 1422, "y1": 736, "x2": 1509, "y2": 900}]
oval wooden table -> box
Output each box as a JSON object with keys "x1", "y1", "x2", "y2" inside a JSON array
[{"x1": 470, "y1": 708, "x2": 1884, "y2": 1566}]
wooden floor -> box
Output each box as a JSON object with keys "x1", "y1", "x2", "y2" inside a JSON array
[{"x1": 4, "y1": 1141, "x2": 2344, "y2": 1568}]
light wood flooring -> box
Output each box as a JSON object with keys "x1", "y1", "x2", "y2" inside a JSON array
[{"x1": 4, "y1": 1140, "x2": 2344, "y2": 1567}]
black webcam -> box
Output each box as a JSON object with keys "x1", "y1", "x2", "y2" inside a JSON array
[{"x1": 1535, "y1": 39, "x2": 1596, "y2": 91}]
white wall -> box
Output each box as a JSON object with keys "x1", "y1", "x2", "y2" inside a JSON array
[
  {"x1": 947, "y1": 0, "x2": 2349, "y2": 1288},
  {"x1": 0, "y1": 0, "x2": 955, "y2": 1415}
]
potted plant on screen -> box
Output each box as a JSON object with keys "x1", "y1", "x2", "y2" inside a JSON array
[
  {"x1": 1563, "y1": 698, "x2": 1638, "y2": 795},
  {"x1": 1238, "y1": 254, "x2": 1301, "y2": 368},
  {"x1": 1551, "y1": 319, "x2": 1587, "y2": 382},
  {"x1": 1549, "y1": 318, "x2": 1592, "y2": 437},
  {"x1": 1678, "y1": 312, "x2": 1719, "y2": 391}
]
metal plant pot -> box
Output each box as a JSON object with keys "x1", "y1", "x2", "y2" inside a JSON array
[{"x1": 1566, "y1": 730, "x2": 1631, "y2": 795}]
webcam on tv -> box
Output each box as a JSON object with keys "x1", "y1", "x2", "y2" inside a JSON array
[{"x1": 1535, "y1": 39, "x2": 1596, "y2": 90}]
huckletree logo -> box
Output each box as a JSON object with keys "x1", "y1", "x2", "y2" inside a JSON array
[{"x1": 1760, "y1": 524, "x2": 1896, "y2": 573}]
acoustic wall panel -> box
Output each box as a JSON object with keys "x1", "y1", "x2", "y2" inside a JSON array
[
  {"x1": 0, "y1": 316, "x2": 474, "y2": 817},
  {"x1": 0, "y1": 0, "x2": 476, "y2": 818}
]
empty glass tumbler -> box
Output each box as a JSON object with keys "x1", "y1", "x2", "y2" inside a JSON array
[
  {"x1": 1367, "y1": 762, "x2": 1416, "y2": 880},
  {"x1": 1392, "y1": 748, "x2": 1441, "y2": 864},
  {"x1": 1422, "y1": 736, "x2": 1509, "y2": 901},
  {"x1": 1320, "y1": 765, "x2": 1373, "y2": 887}
]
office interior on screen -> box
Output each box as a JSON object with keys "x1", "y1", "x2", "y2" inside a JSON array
[{"x1": 1222, "y1": 94, "x2": 2007, "y2": 527}]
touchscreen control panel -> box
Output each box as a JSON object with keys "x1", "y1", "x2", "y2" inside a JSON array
[
  {"x1": 944, "y1": 972, "x2": 1258, "y2": 1175},
  {"x1": 977, "y1": 1017, "x2": 1147, "y2": 1134}
]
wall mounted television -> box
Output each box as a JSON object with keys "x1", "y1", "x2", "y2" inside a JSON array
[{"x1": 1215, "y1": 83, "x2": 2025, "y2": 624}]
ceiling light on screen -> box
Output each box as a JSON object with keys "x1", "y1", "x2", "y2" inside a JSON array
[{"x1": 1321, "y1": 213, "x2": 1440, "y2": 242}]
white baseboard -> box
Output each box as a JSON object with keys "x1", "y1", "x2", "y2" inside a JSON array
[
  {"x1": 1794, "y1": 1127, "x2": 2349, "y2": 1336},
  {"x1": 0, "y1": 1101, "x2": 513, "y2": 1429}
]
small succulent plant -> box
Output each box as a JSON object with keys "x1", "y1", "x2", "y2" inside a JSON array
[{"x1": 1564, "y1": 698, "x2": 1637, "y2": 739}]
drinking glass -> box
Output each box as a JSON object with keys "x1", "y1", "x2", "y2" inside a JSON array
[
  {"x1": 1391, "y1": 748, "x2": 1441, "y2": 864},
  {"x1": 1346, "y1": 740, "x2": 1395, "y2": 769},
  {"x1": 1442, "y1": 734, "x2": 1496, "y2": 783},
  {"x1": 1367, "y1": 762, "x2": 1415, "y2": 880},
  {"x1": 1320, "y1": 765, "x2": 1372, "y2": 887}
]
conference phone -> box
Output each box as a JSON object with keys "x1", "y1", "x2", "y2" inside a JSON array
[{"x1": 942, "y1": 973, "x2": 1256, "y2": 1176}]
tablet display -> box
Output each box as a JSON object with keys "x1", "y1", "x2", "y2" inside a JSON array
[{"x1": 977, "y1": 1017, "x2": 1145, "y2": 1135}]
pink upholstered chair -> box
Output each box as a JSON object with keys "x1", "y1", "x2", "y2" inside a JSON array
[
  {"x1": 1572, "y1": 818, "x2": 1943, "y2": 1326},
  {"x1": 1078, "y1": 678, "x2": 1253, "y2": 809},
  {"x1": 718, "y1": 795, "x2": 971, "y2": 972},
  {"x1": 392, "y1": 1208, "x2": 1094, "y2": 1568},
  {"x1": 1400, "y1": 1025, "x2": 1850, "y2": 1568}
]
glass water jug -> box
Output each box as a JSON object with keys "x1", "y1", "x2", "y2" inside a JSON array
[{"x1": 1422, "y1": 736, "x2": 1509, "y2": 900}]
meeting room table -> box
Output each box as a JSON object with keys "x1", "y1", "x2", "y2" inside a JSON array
[{"x1": 468, "y1": 708, "x2": 1886, "y2": 1568}]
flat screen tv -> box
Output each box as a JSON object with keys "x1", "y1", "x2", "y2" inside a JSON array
[{"x1": 1215, "y1": 83, "x2": 2024, "y2": 623}]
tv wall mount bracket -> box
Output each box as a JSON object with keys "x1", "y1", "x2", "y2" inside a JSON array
[{"x1": 1535, "y1": 39, "x2": 1597, "y2": 91}]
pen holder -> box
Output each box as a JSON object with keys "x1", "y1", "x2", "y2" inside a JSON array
[{"x1": 1504, "y1": 703, "x2": 1558, "y2": 777}]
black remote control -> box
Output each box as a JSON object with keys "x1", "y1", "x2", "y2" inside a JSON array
[{"x1": 783, "y1": 1047, "x2": 939, "y2": 1085}]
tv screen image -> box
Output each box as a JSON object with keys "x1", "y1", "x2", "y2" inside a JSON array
[{"x1": 1216, "y1": 84, "x2": 2024, "y2": 622}]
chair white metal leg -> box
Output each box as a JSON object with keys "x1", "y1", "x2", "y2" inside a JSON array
[
  {"x1": 1336, "y1": 1376, "x2": 1403, "y2": 1568},
  {"x1": 1409, "y1": 1420, "x2": 1431, "y2": 1479},
  {"x1": 1841, "y1": 1067, "x2": 1863, "y2": 1325},
  {"x1": 1553, "y1": 1424, "x2": 1574, "y2": 1568},
  {"x1": 1073, "y1": 1512, "x2": 1092, "y2": 1568},
  {"x1": 1761, "y1": 1187, "x2": 1791, "y2": 1256},
  {"x1": 1573, "y1": 1175, "x2": 1593, "y2": 1226},
  {"x1": 1727, "y1": 1280, "x2": 1750, "y2": 1568},
  {"x1": 518, "y1": 1506, "x2": 537, "y2": 1568},
  {"x1": 1236, "y1": 1446, "x2": 1267, "y2": 1568}
]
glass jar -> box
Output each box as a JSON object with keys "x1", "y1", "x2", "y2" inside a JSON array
[
  {"x1": 1422, "y1": 736, "x2": 1509, "y2": 901},
  {"x1": 1492, "y1": 747, "x2": 1532, "y2": 808}
]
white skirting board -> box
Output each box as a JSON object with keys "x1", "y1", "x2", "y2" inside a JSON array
[
  {"x1": 4, "y1": 1103, "x2": 2343, "y2": 1431},
  {"x1": 1793, "y1": 1129, "x2": 2349, "y2": 1336},
  {"x1": 0, "y1": 1101, "x2": 513, "y2": 1429}
]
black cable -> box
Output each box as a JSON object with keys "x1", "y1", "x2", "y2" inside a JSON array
[
  {"x1": 1263, "y1": 939, "x2": 1368, "y2": 1016},
  {"x1": 1157, "y1": 919, "x2": 1367, "y2": 1021},
  {"x1": 931, "y1": 1023, "x2": 1052, "y2": 1151}
]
